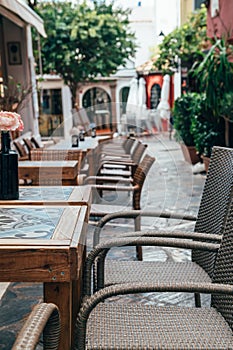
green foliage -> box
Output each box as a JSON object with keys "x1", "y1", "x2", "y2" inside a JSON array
[
  {"x1": 154, "y1": 6, "x2": 208, "y2": 76},
  {"x1": 173, "y1": 92, "x2": 203, "y2": 146},
  {"x1": 34, "y1": 1, "x2": 136, "y2": 102},
  {"x1": 192, "y1": 38, "x2": 233, "y2": 116},
  {"x1": 173, "y1": 92, "x2": 225, "y2": 156},
  {"x1": 191, "y1": 114, "x2": 225, "y2": 157},
  {"x1": 219, "y1": 92, "x2": 233, "y2": 123},
  {"x1": 192, "y1": 38, "x2": 233, "y2": 146}
]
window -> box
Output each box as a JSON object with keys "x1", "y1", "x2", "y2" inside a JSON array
[
  {"x1": 82, "y1": 87, "x2": 111, "y2": 125},
  {"x1": 195, "y1": 0, "x2": 205, "y2": 9},
  {"x1": 150, "y1": 84, "x2": 161, "y2": 110},
  {"x1": 211, "y1": 0, "x2": 219, "y2": 17},
  {"x1": 39, "y1": 89, "x2": 63, "y2": 137}
]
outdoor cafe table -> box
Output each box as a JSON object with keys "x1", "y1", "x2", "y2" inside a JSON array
[
  {"x1": 49, "y1": 135, "x2": 112, "y2": 151},
  {"x1": 18, "y1": 160, "x2": 79, "y2": 186},
  {"x1": 0, "y1": 204, "x2": 88, "y2": 350},
  {"x1": 0, "y1": 185, "x2": 92, "y2": 208}
]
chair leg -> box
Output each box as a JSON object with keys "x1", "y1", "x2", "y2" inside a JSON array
[
  {"x1": 134, "y1": 215, "x2": 141, "y2": 231},
  {"x1": 136, "y1": 246, "x2": 143, "y2": 261},
  {"x1": 134, "y1": 215, "x2": 143, "y2": 261},
  {"x1": 194, "y1": 292, "x2": 201, "y2": 307}
]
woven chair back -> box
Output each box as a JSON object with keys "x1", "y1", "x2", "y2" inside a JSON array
[
  {"x1": 23, "y1": 138, "x2": 35, "y2": 153},
  {"x1": 211, "y1": 188, "x2": 233, "y2": 328},
  {"x1": 132, "y1": 154, "x2": 155, "y2": 210},
  {"x1": 30, "y1": 136, "x2": 41, "y2": 148},
  {"x1": 13, "y1": 140, "x2": 28, "y2": 159},
  {"x1": 192, "y1": 146, "x2": 233, "y2": 277},
  {"x1": 124, "y1": 137, "x2": 135, "y2": 154},
  {"x1": 131, "y1": 142, "x2": 148, "y2": 164},
  {"x1": 30, "y1": 149, "x2": 84, "y2": 173}
]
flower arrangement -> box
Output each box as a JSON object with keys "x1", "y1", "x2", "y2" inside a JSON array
[{"x1": 0, "y1": 111, "x2": 24, "y2": 132}]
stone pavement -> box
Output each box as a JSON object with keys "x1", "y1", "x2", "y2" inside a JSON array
[{"x1": 0, "y1": 133, "x2": 206, "y2": 349}]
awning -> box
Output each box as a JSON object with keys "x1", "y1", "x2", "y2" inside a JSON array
[{"x1": 0, "y1": 0, "x2": 46, "y2": 37}]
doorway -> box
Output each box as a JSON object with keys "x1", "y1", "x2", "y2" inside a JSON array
[
  {"x1": 82, "y1": 87, "x2": 111, "y2": 129},
  {"x1": 150, "y1": 83, "x2": 161, "y2": 109}
]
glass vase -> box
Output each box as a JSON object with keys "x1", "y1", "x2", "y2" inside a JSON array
[{"x1": 0, "y1": 131, "x2": 19, "y2": 199}]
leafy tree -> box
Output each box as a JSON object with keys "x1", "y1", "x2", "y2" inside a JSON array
[
  {"x1": 33, "y1": 0, "x2": 136, "y2": 105},
  {"x1": 153, "y1": 5, "x2": 208, "y2": 88}
]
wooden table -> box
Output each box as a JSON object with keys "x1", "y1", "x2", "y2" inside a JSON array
[
  {"x1": 18, "y1": 160, "x2": 79, "y2": 186},
  {"x1": 0, "y1": 204, "x2": 87, "y2": 350},
  {"x1": 49, "y1": 135, "x2": 112, "y2": 151},
  {"x1": 0, "y1": 185, "x2": 92, "y2": 208}
]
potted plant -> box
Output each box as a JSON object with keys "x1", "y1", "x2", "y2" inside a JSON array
[
  {"x1": 173, "y1": 92, "x2": 201, "y2": 164},
  {"x1": 190, "y1": 97, "x2": 225, "y2": 172},
  {"x1": 192, "y1": 38, "x2": 233, "y2": 150}
]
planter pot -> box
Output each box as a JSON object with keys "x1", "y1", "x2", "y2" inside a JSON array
[
  {"x1": 201, "y1": 155, "x2": 211, "y2": 173},
  {"x1": 180, "y1": 143, "x2": 200, "y2": 165}
]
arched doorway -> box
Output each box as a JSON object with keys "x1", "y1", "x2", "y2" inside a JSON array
[
  {"x1": 82, "y1": 87, "x2": 111, "y2": 129},
  {"x1": 150, "y1": 83, "x2": 161, "y2": 109}
]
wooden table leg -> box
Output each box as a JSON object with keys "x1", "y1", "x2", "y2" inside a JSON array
[
  {"x1": 71, "y1": 246, "x2": 86, "y2": 347},
  {"x1": 44, "y1": 282, "x2": 72, "y2": 350}
]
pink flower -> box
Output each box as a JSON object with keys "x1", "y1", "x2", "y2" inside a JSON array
[{"x1": 0, "y1": 111, "x2": 24, "y2": 131}]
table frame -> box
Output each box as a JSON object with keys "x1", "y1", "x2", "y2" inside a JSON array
[
  {"x1": 18, "y1": 160, "x2": 79, "y2": 186},
  {"x1": 0, "y1": 201, "x2": 89, "y2": 349},
  {"x1": 0, "y1": 185, "x2": 92, "y2": 207}
]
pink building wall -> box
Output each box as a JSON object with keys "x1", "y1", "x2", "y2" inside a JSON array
[{"x1": 207, "y1": 0, "x2": 233, "y2": 42}]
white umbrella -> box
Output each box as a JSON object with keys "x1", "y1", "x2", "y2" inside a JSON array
[
  {"x1": 157, "y1": 74, "x2": 170, "y2": 119},
  {"x1": 136, "y1": 77, "x2": 151, "y2": 132},
  {"x1": 138, "y1": 77, "x2": 146, "y2": 108},
  {"x1": 126, "y1": 77, "x2": 138, "y2": 115}
]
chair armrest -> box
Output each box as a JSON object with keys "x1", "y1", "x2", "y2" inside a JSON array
[
  {"x1": 93, "y1": 210, "x2": 197, "y2": 246},
  {"x1": 100, "y1": 159, "x2": 136, "y2": 167},
  {"x1": 100, "y1": 153, "x2": 131, "y2": 159},
  {"x1": 84, "y1": 175, "x2": 133, "y2": 185},
  {"x1": 12, "y1": 303, "x2": 60, "y2": 350},
  {"x1": 83, "y1": 237, "x2": 219, "y2": 296},
  {"x1": 115, "y1": 230, "x2": 222, "y2": 242}
]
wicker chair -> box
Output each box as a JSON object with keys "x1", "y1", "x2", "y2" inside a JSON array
[
  {"x1": 30, "y1": 148, "x2": 86, "y2": 177},
  {"x1": 99, "y1": 136, "x2": 135, "y2": 155},
  {"x1": 23, "y1": 138, "x2": 36, "y2": 157},
  {"x1": 99, "y1": 141, "x2": 147, "y2": 178},
  {"x1": 89, "y1": 146, "x2": 233, "y2": 304},
  {"x1": 73, "y1": 189, "x2": 233, "y2": 350},
  {"x1": 12, "y1": 303, "x2": 60, "y2": 350},
  {"x1": 85, "y1": 154, "x2": 155, "y2": 260},
  {"x1": 30, "y1": 136, "x2": 42, "y2": 148},
  {"x1": 82, "y1": 138, "x2": 136, "y2": 177},
  {"x1": 85, "y1": 154, "x2": 155, "y2": 219},
  {"x1": 12, "y1": 195, "x2": 233, "y2": 350},
  {"x1": 13, "y1": 140, "x2": 29, "y2": 160}
]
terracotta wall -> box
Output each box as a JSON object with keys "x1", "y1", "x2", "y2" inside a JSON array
[
  {"x1": 207, "y1": 0, "x2": 233, "y2": 41},
  {"x1": 144, "y1": 74, "x2": 174, "y2": 110}
]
